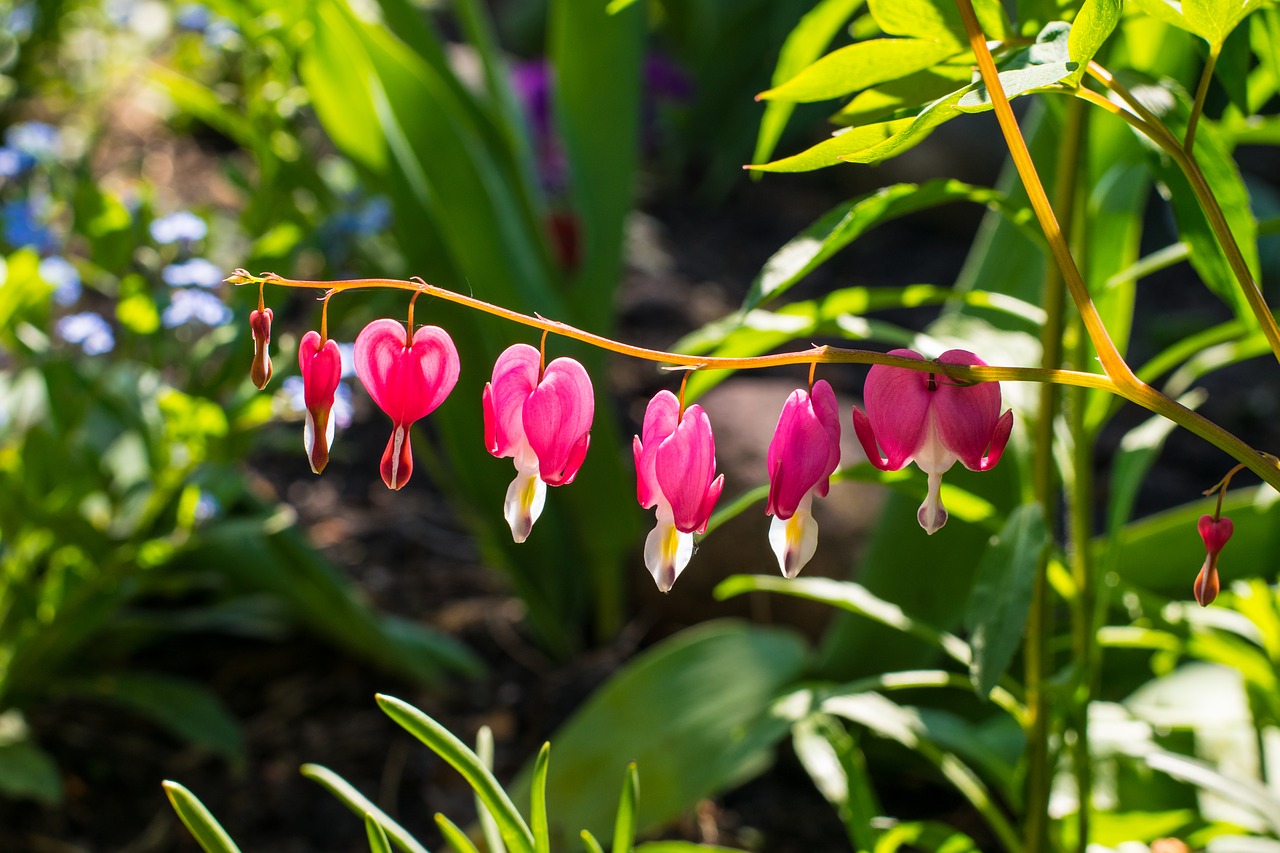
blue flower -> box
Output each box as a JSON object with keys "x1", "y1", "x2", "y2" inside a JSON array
[
  {"x1": 150, "y1": 210, "x2": 207, "y2": 244},
  {"x1": 40, "y1": 256, "x2": 81, "y2": 305},
  {"x1": 4, "y1": 122, "x2": 59, "y2": 161},
  {"x1": 0, "y1": 147, "x2": 28, "y2": 178},
  {"x1": 162, "y1": 289, "x2": 233, "y2": 328},
  {"x1": 2, "y1": 199, "x2": 56, "y2": 252},
  {"x1": 162, "y1": 258, "x2": 222, "y2": 288},
  {"x1": 4, "y1": 4, "x2": 36, "y2": 39},
  {"x1": 175, "y1": 3, "x2": 211, "y2": 31},
  {"x1": 56, "y1": 312, "x2": 115, "y2": 355}
]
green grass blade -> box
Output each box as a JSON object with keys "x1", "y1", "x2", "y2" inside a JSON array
[
  {"x1": 300, "y1": 764, "x2": 431, "y2": 853},
  {"x1": 580, "y1": 831, "x2": 606, "y2": 853},
  {"x1": 366, "y1": 813, "x2": 393, "y2": 853},
  {"x1": 376, "y1": 695, "x2": 535, "y2": 853},
  {"x1": 475, "y1": 727, "x2": 507, "y2": 853},
  {"x1": 162, "y1": 781, "x2": 243, "y2": 853},
  {"x1": 611, "y1": 763, "x2": 639, "y2": 853},
  {"x1": 531, "y1": 743, "x2": 551, "y2": 853},
  {"x1": 436, "y1": 814, "x2": 484, "y2": 853}
]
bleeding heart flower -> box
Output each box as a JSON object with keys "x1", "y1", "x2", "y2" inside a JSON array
[
  {"x1": 1194, "y1": 514, "x2": 1233, "y2": 606},
  {"x1": 482, "y1": 343, "x2": 594, "y2": 542},
  {"x1": 355, "y1": 318, "x2": 460, "y2": 490},
  {"x1": 766, "y1": 380, "x2": 841, "y2": 578},
  {"x1": 633, "y1": 390, "x2": 724, "y2": 592},
  {"x1": 852, "y1": 349, "x2": 1013, "y2": 535},
  {"x1": 250, "y1": 307, "x2": 273, "y2": 390},
  {"x1": 298, "y1": 330, "x2": 342, "y2": 474}
]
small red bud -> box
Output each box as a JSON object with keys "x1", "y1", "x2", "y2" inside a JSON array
[
  {"x1": 1194, "y1": 559, "x2": 1220, "y2": 607},
  {"x1": 249, "y1": 308, "x2": 274, "y2": 390},
  {"x1": 1193, "y1": 514, "x2": 1232, "y2": 607}
]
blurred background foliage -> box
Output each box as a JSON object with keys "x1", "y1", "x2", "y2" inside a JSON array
[{"x1": 5, "y1": 0, "x2": 1280, "y2": 850}]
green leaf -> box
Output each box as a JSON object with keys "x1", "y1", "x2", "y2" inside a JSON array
[
  {"x1": 0, "y1": 731, "x2": 61, "y2": 804},
  {"x1": 791, "y1": 715, "x2": 879, "y2": 850},
  {"x1": 833, "y1": 62, "x2": 974, "y2": 125},
  {"x1": 758, "y1": 38, "x2": 961, "y2": 103},
  {"x1": 437, "y1": 814, "x2": 482, "y2": 853},
  {"x1": 963, "y1": 503, "x2": 1049, "y2": 698},
  {"x1": 716, "y1": 576, "x2": 974, "y2": 667},
  {"x1": 1080, "y1": 810, "x2": 1196, "y2": 847},
  {"x1": 874, "y1": 821, "x2": 981, "y2": 853},
  {"x1": 955, "y1": 60, "x2": 1075, "y2": 109},
  {"x1": 611, "y1": 763, "x2": 639, "y2": 853},
  {"x1": 867, "y1": 0, "x2": 1009, "y2": 43},
  {"x1": 1129, "y1": 0, "x2": 1195, "y2": 34},
  {"x1": 163, "y1": 781, "x2": 244, "y2": 853},
  {"x1": 748, "y1": 116, "x2": 915, "y2": 172},
  {"x1": 1066, "y1": 0, "x2": 1123, "y2": 85},
  {"x1": 753, "y1": 0, "x2": 867, "y2": 165},
  {"x1": 300, "y1": 763, "x2": 432, "y2": 853},
  {"x1": 365, "y1": 814, "x2": 394, "y2": 853},
  {"x1": 634, "y1": 845, "x2": 751, "y2": 853},
  {"x1": 516, "y1": 622, "x2": 807, "y2": 843},
  {"x1": 70, "y1": 673, "x2": 242, "y2": 762},
  {"x1": 739, "y1": 181, "x2": 1019, "y2": 311},
  {"x1": 1137, "y1": 748, "x2": 1280, "y2": 833},
  {"x1": 475, "y1": 728, "x2": 507, "y2": 853},
  {"x1": 531, "y1": 743, "x2": 551, "y2": 853},
  {"x1": 1183, "y1": 0, "x2": 1261, "y2": 45},
  {"x1": 376, "y1": 695, "x2": 535, "y2": 853},
  {"x1": 580, "y1": 831, "x2": 606, "y2": 853}
]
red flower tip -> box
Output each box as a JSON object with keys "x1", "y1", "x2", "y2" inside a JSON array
[{"x1": 1193, "y1": 514, "x2": 1232, "y2": 606}]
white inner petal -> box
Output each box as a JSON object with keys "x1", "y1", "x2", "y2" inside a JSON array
[
  {"x1": 388, "y1": 425, "x2": 405, "y2": 489},
  {"x1": 504, "y1": 470, "x2": 546, "y2": 543},
  {"x1": 769, "y1": 499, "x2": 819, "y2": 579},
  {"x1": 644, "y1": 517, "x2": 693, "y2": 593}
]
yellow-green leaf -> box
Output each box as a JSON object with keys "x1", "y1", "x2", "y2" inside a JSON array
[{"x1": 759, "y1": 38, "x2": 961, "y2": 103}]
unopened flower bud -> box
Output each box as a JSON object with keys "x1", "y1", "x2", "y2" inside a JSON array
[
  {"x1": 249, "y1": 308, "x2": 273, "y2": 390},
  {"x1": 1193, "y1": 514, "x2": 1233, "y2": 607}
]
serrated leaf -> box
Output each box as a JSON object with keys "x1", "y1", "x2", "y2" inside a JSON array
[
  {"x1": 759, "y1": 38, "x2": 961, "y2": 103},
  {"x1": 963, "y1": 503, "x2": 1048, "y2": 698},
  {"x1": 1067, "y1": 0, "x2": 1123, "y2": 85},
  {"x1": 754, "y1": 0, "x2": 867, "y2": 165}
]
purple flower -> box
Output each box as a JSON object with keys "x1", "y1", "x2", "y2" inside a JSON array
[
  {"x1": 150, "y1": 210, "x2": 208, "y2": 244},
  {"x1": 174, "y1": 3, "x2": 211, "y2": 31},
  {"x1": 56, "y1": 312, "x2": 115, "y2": 355},
  {"x1": 40, "y1": 255, "x2": 81, "y2": 305},
  {"x1": 162, "y1": 258, "x2": 222, "y2": 288},
  {"x1": 162, "y1": 288, "x2": 233, "y2": 327}
]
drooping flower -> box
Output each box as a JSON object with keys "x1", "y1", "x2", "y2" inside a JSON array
[
  {"x1": 249, "y1": 307, "x2": 273, "y2": 390},
  {"x1": 852, "y1": 349, "x2": 1013, "y2": 535},
  {"x1": 766, "y1": 380, "x2": 841, "y2": 578},
  {"x1": 633, "y1": 390, "x2": 724, "y2": 592},
  {"x1": 1194, "y1": 514, "x2": 1233, "y2": 607},
  {"x1": 298, "y1": 330, "x2": 342, "y2": 474},
  {"x1": 355, "y1": 318, "x2": 459, "y2": 490},
  {"x1": 482, "y1": 343, "x2": 594, "y2": 543}
]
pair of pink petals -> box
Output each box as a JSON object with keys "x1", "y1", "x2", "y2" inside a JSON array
[
  {"x1": 482, "y1": 344, "x2": 594, "y2": 542},
  {"x1": 355, "y1": 318, "x2": 460, "y2": 490},
  {"x1": 633, "y1": 390, "x2": 724, "y2": 592},
  {"x1": 766, "y1": 380, "x2": 841, "y2": 579},
  {"x1": 853, "y1": 348, "x2": 1014, "y2": 535}
]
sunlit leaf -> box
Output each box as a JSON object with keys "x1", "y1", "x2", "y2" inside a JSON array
[
  {"x1": 163, "y1": 781, "x2": 243, "y2": 853},
  {"x1": 759, "y1": 38, "x2": 961, "y2": 103},
  {"x1": 1067, "y1": 0, "x2": 1123, "y2": 85},
  {"x1": 301, "y1": 763, "x2": 432, "y2": 853},
  {"x1": 867, "y1": 0, "x2": 1009, "y2": 43}
]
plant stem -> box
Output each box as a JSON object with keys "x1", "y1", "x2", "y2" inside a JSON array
[
  {"x1": 1085, "y1": 63, "x2": 1280, "y2": 366},
  {"x1": 1185, "y1": 42, "x2": 1220, "y2": 153},
  {"x1": 231, "y1": 270, "x2": 1280, "y2": 492}
]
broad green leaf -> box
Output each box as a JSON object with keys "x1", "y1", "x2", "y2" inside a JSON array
[
  {"x1": 867, "y1": 0, "x2": 1009, "y2": 43},
  {"x1": 956, "y1": 61, "x2": 1076, "y2": 109},
  {"x1": 834, "y1": 62, "x2": 974, "y2": 125},
  {"x1": 759, "y1": 38, "x2": 961, "y2": 103},
  {"x1": 874, "y1": 821, "x2": 981, "y2": 853},
  {"x1": 1129, "y1": 0, "x2": 1195, "y2": 33},
  {"x1": 739, "y1": 181, "x2": 1021, "y2": 311},
  {"x1": 754, "y1": 0, "x2": 867, "y2": 165},
  {"x1": 611, "y1": 763, "x2": 639, "y2": 853},
  {"x1": 550, "y1": 0, "x2": 643, "y2": 329},
  {"x1": 437, "y1": 814, "x2": 482, "y2": 853},
  {"x1": 365, "y1": 814, "x2": 393, "y2": 853},
  {"x1": 1183, "y1": 0, "x2": 1265, "y2": 45},
  {"x1": 514, "y1": 622, "x2": 807, "y2": 844},
  {"x1": 0, "y1": 732, "x2": 61, "y2": 804},
  {"x1": 70, "y1": 673, "x2": 242, "y2": 762},
  {"x1": 531, "y1": 744, "x2": 551, "y2": 853},
  {"x1": 301, "y1": 763, "x2": 432, "y2": 853},
  {"x1": 748, "y1": 117, "x2": 914, "y2": 172},
  {"x1": 716, "y1": 575, "x2": 974, "y2": 666},
  {"x1": 163, "y1": 781, "x2": 243, "y2": 853},
  {"x1": 1079, "y1": 810, "x2": 1196, "y2": 846},
  {"x1": 963, "y1": 504, "x2": 1049, "y2": 697},
  {"x1": 1066, "y1": 0, "x2": 1123, "y2": 85},
  {"x1": 376, "y1": 695, "x2": 534, "y2": 853}
]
